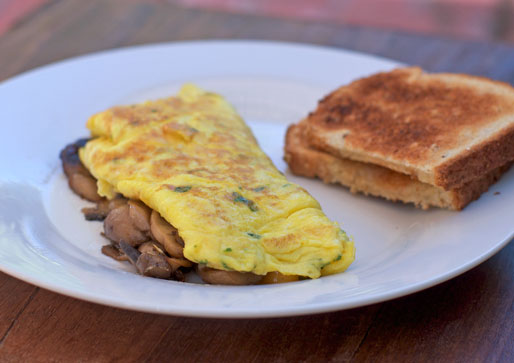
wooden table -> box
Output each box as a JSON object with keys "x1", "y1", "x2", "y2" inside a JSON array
[{"x1": 0, "y1": 1, "x2": 512, "y2": 361}]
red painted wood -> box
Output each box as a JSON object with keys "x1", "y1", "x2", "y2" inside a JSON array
[
  {"x1": 0, "y1": 0, "x2": 48, "y2": 36},
  {"x1": 2, "y1": 0, "x2": 512, "y2": 42},
  {"x1": 174, "y1": 0, "x2": 514, "y2": 42}
]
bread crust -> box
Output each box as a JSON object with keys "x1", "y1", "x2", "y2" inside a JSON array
[
  {"x1": 285, "y1": 122, "x2": 511, "y2": 210},
  {"x1": 450, "y1": 162, "x2": 511, "y2": 210},
  {"x1": 435, "y1": 123, "x2": 514, "y2": 189},
  {"x1": 304, "y1": 67, "x2": 514, "y2": 189}
]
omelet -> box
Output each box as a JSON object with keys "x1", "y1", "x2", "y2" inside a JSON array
[{"x1": 79, "y1": 84, "x2": 355, "y2": 279}]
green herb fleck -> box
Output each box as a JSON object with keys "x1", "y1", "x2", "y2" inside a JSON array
[
  {"x1": 246, "y1": 232, "x2": 261, "y2": 239},
  {"x1": 232, "y1": 192, "x2": 258, "y2": 212},
  {"x1": 222, "y1": 262, "x2": 233, "y2": 270},
  {"x1": 320, "y1": 261, "x2": 331, "y2": 269},
  {"x1": 233, "y1": 192, "x2": 245, "y2": 203},
  {"x1": 334, "y1": 254, "x2": 342, "y2": 262},
  {"x1": 198, "y1": 259, "x2": 208, "y2": 265},
  {"x1": 282, "y1": 183, "x2": 292, "y2": 188},
  {"x1": 252, "y1": 186, "x2": 266, "y2": 192},
  {"x1": 174, "y1": 186, "x2": 192, "y2": 193},
  {"x1": 224, "y1": 248, "x2": 232, "y2": 252},
  {"x1": 151, "y1": 108, "x2": 158, "y2": 112}
]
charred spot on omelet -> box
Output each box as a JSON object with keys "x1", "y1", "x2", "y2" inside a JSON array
[{"x1": 80, "y1": 84, "x2": 355, "y2": 279}]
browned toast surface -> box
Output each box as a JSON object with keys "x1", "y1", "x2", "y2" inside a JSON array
[
  {"x1": 285, "y1": 121, "x2": 511, "y2": 210},
  {"x1": 305, "y1": 67, "x2": 514, "y2": 189}
]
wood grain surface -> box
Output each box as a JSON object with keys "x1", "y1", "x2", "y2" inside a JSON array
[{"x1": 0, "y1": 0, "x2": 512, "y2": 362}]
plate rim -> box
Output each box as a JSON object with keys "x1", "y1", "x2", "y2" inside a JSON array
[
  {"x1": 0, "y1": 38, "x2": 401, "y2": 86},
  {"x1": 0, "y1": 232, "x2": 512, "y2": 318}
]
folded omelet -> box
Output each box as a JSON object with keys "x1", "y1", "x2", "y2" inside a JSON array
[{"x1": 80, "y1": 84, "x2": 355, "y2": 278}]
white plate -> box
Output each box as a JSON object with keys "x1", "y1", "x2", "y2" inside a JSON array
[{"x1": 0, "y1": 41, "x2": 512, "y2": 318}]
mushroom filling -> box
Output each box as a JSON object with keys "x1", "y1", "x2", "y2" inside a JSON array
[{"x1": 60, "y1": 139, "x2": 297, "y2": 285}]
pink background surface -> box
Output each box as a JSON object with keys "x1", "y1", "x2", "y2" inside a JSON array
[{"x1": 1, "y1": 0, "x2": 513, "y2": 42}]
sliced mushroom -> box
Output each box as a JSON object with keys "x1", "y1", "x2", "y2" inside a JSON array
[
  {"x1": 174, "y1": 269, "x2": 185, "y2": 282},
  {"x1": 120, "y1": 241, "x2": 172, "y2": 279},
  {"x1": 68, "y1": 173, "x2": 102, "y2": 202},
  {"x1": 196, "y1": 265, "x2": 264, "y2": 285},
  {"x1": 60, "y1": 138, "x2": 102, "y2": 202},
  {"x1": 260, "y1": 271, "x2": 299, "y2": 284},
  {"x1": 109, "y1": 196, "x2": 128, "y2": 209},
  {"x1": 150, "y1": 210, "x2": 183, "y2": 258},
  {"x1": 128, "y1": 200, "x2": 151, "y2": 232},
  {"x1": 59, "y1": 138, "x2": 90, "y2": 178},
  {"x1": 138, "y1": 242, "x2": 192, "y2": 272},
  {"x1": 166, "y1": 257, "x2": 193, "y2": 272},
  {"x1": 83, "y1": 199, "x2": 110, "y2": 221},
  {"x1": 101, "y1": 244, "x2": 129, "y2": 261},
  {"x1": 82, "y1": 197, "x2": 127, "y2": 221},
  {"x1": 119, "y1": 241, "x2": 141, "y2": 265},
  {"x1": 104, "y1": 205, "x2": 147, "y2": 246},
  {"x1": 82, "y1": 205, "x2": 107, "y2": 221},
  {"x1": 138, "y1": 241, "x2": 165, "y2": 255},
  {"x1": 136, "y1": 253, "x2": 172, "y2": 279}
]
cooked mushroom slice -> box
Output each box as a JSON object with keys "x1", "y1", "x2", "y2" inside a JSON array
[
  {"x1": 82, "y1": 205, "x2": 107, "y2": 221},
  {"x1": 128, "y1": 200, "x2": 151, "y2": 232},
  {"x1": 60, "y1": 138, "x2": 102, "y2": 202},
  {"x1": 107, "y1": 197, "x2": 128, "y2": 213},
  {"x1": 59, "y1": 138, "x2": 90, "y2": 178},
  {"x1": 150, "y1": 210, "x2": 183, "y2": 258},
  {"x1": 101, "y1": 244, "x2": 129, "y2": 261},
  {"x1": 119, "y1": 241, "x2": 141, "y2": 265},
  {"x1": 136, "y1": 253, "x2": 172, "y2": 279},
  {"x1": 68, "y1": 173, "x2": 102, "y2": 202},
  {"x1": 260, "y1": 271, "x2": 299, "y2": 284},
  {"x1": 173, "y1": 269, "x2": 185, "y2": 282},
  {"x1": 82, "y1": 197, "x2": 128, "y2": 221},
  {"x1": 196, "y1": 265, "x2": 264, "y2": 285},
  {"x1": 83, "y1": 199, "x2": 110, "y2": 221},
  {"x1": 120, "y1": 241, "x2": 172, "y2": 279},
  {"x1": 138, "y1": 241, "x2": 165, "y2": 255},
  {"x1": 104, "y1": 205, "x2": 147, "y2": 246},
  {"x1": 166, "y1": 257, "x2": 193, "y2": 272}
]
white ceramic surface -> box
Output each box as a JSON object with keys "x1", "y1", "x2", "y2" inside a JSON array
[{"x1": 0, "y1": 41, "x2": 512, "y2": 318}]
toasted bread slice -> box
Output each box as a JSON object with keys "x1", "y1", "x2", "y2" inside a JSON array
[
  {"x1": 285, "y1": 121, "x2": 511, "y2": 210},
  {"x1": 304, "y1": 67, "x2": 514, "y2": 190}
]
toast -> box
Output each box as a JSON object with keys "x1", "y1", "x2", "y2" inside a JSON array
[
  {"x1": 284, "y1": 67, "x2": 514, "y2": 210},
  {"x1": 304, "y1": 67, "x2": 514, "y2": 190},
  {"x1": 285, "y1": 121, "x2": 511, "y2": 210}
]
